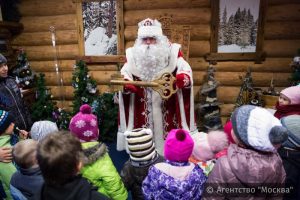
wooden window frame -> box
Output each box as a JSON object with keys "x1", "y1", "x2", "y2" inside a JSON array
[
  {"x1": 74, "y1": 0, "x2": 125, "y2": 63},
  {"x1": 206, "y1": 0, "x2": 267, "y2": 64}
]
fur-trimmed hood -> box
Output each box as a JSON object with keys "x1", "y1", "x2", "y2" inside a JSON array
[{"x1": 82, "y1": 142, "x2": 107, "y2": 165}]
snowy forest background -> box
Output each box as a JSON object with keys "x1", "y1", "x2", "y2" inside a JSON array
[
  {"x1": 82, "y1": 0, "x2": 117, "y2": 56},
  {"x1": 218, "y1": 0, "x2": 260, "y2": 53}
]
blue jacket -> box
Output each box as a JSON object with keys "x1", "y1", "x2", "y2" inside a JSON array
[{"x1": 10, "y1": 166, "x2": 44, "y2": 199}]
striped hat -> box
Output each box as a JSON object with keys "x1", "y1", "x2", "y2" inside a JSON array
[
  {"x1": 0, "y1": 110, "x2": 15, "y2": 134},
  {"x1": 124, "y1": 128, "x2": 156, "y2": 162}
]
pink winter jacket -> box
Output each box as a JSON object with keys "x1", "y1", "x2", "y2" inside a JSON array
[{"x1": 203, "y1": 144, "x2": 286, "y2": 200}]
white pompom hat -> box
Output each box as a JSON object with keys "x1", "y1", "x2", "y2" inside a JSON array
[{"x1": 137, "y1": 18, "x2": 163, "y2": 38}]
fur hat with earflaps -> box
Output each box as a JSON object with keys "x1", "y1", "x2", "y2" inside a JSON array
[
  {"x1": 124, "y1": 128, "x2": 157, "y2": 163},
  {"x1": 231, "y1": 105, "x2": 288, "y2": 152},
  {"x1": 164, "y1": 129, "x2": 194, "y2": 162}
]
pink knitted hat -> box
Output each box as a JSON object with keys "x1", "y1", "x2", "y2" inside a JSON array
[
  {"x1": 280, "y1": 86, "x2": 300, "y2": 105},
  {"x1": 69, "y1": 104, "x2": 99, "y2": 142},
  {"x1": 164, "y1": 129, "x2": 194, "y2": 162}
]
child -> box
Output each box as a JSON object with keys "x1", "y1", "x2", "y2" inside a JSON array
[
  {"x1": 69, "y1": 104, "x2": 128, "y2": 200},
  {"x1": 35, "y1": 131, "x2": 109, "y2": 200},
  {"x1": 30, "y1": 120, "x2": 58, "y2": 141},
  {"x1": 274, "y1": 85, "x2": 300, "y2": 119},
  {"x1": 10, "y1": 139, "x2": 44, "y2": 199},
  {"x1": 0, "y1": 110, "x2": 28, "y2": 200},
  {"x1": 190, "y1": 130, "x2": 228, "y2": 176},
  {"x1": 120, "y1": 128, "x2": 164, "y2": 200},
  {"x1": 204, "y1": 105, "x2": 288, "y2": 199},
  {"x1": 278, "y1": 115, "x2": 300, "y2": 199},
  {"x1": 142, "y1": 129, "x2": 207, "y2": 200}
]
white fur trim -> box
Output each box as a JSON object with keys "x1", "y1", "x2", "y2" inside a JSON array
[
  {"x1": 123, "y1": 43, "x2": 181, "y2": 78},
  {"x1": 247, "y1": 107, "x2": 281, "y2": 152},
  {"x1": 138, "y1": 26, "x2": 163, "y2": 38},
  {"x1": 154, "y1": 162, "x2": 195, "y2": 181},
  {"x1": 152, "y1": 90, "x2": 164, "y2": 155}
]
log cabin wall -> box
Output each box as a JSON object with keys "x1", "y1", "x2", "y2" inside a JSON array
[{"x1": 12, "y1": 0, "x2": 300, "y2": 123}]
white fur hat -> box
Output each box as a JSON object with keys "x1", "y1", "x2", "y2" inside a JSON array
[{"x1": 137, "y1": 18, "x2": 163, "y2": 38}]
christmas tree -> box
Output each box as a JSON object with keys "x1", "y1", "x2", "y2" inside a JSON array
[
  {"x1": 53, "y1": 108, "x2": 72, "y2": 130},
  {"x1": 31, "y1": 73, "x2": 57, "y2": 122},
  {"x1": 91, "y1": 93, "x2": 118, "y2": 142},
  {"x1": 197, "y1": 65, "x2": 223, "y2": 132},
  {"x1": 72, "y1": 60, "x2": 98, "y2": 114},
  {"x1": 290, "y1": 48, "x2": 300, "y2": 86},
  {"x1": 12, "y1": 50, "x2": 36, "y2": 89},
  {"x1": 72, "y1": 60, "x2": 118, "y2": 142}
]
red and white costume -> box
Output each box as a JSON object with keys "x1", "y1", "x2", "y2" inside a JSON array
[{"x1": 117, "y1": 19, "x2": 197, "y2": 155}]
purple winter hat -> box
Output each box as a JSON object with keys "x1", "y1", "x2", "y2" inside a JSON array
[
  {"x1": 164, "y1": 129, "x2": 194, "y2": 162},
  {"x1": 69, "y1": 104, "x2": 99, "y2": 142}
]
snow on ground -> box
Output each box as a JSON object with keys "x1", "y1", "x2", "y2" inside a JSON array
[{"x1": 218, "y1": 44, "x2": 256, "y2": 53}]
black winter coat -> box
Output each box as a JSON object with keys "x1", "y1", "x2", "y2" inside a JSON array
[
  {"x1": 278, "y1": 147, "x2": 300, "y2": 200},
  {"x1": 120, "y1": 154, "x2": 164, "y2": 200},
  {"x1": 0, "y1": 76, "x2": 32, "y2": 130}
]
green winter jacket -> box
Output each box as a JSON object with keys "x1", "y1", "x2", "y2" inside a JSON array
[
  {"x1": 80, "y1": 141, "x2": 128, "y2": 200},
  {"x1": 0, "y1": 135, "x2": 17, "y2": 200}
]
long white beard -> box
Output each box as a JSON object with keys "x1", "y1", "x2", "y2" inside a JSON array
[{"x1": 132, "y1": 37, "x2": 171, "y2": 81}]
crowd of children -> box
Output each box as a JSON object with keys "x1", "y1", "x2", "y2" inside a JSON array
[{"x1": 0, "y1": 85, "x2": 299, "y2": 200}]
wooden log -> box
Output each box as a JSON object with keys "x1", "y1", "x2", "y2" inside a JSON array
[
  {"x1": 269, "y1": 0, "x2": 300, "y2": 5},
  {"x1": 12, "y1": 30, "x2": 78, "y2": 46},
  {"x1": 220, "y1": 103, "x2": 235, "y2": 116},
  {"x1": 49, "y1": 85, "x2": 111, "y2": 100},
  {"x1": 125, "y1": 40, "x2": 210, "y2": 57},
  {"x1": 30, "y1": 60, "x2": 118, "y2": 72},
  {"x1": 20, "y1": 15, "x2": 77, "y2": 33},
  {"x1": 125, "y1": 24, "x2": 210, "y2": 41},
  {"x1": 44, "y1": 71, "x2": 73, "y2": 86},
  {"x1": 266, "y1": 4, "x2": 300, "y2": 21},
  {"x1": 189, "y1": 40, "x2": 210, "y2": 57},
  {"x1": 54, "y1": 100, "x2": 73, "y2": 111},
  {"x1": 124, "y1": 0, "x2": 210, "y2": 10},
  {"x1": 30, "y1": 60, "x2": 76, "y2": 72},
  {"x1": 216, "y1": 86, "x2": 241, "y2": 104},
  {"x1": 124, "y1": 8, "x2": 211, "y2": 26},
  {"x1": 14, "y1": 44, "x2": 79, "y2": 61},
  {"x1": 264, "y1": 40, "x2": 300, "y2": 57},
  {"x1": 19, "y1": 0, "x2": 76, "y2": 16},
  {"x1": 212, "y1": 72, "x2": 290, "y2": 87},
  {"x1": 189, "y1": 57, "x2": 293, "y2": 72},
  {"x1": 265, "y1": 21, "x2": 300, "y2": 40}
]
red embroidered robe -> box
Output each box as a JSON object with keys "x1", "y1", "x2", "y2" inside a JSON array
[{"x1": 117, "y1": 43, "x2": 197, "y2": 155}]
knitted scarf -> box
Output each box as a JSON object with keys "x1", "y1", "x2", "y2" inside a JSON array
[{"x1": 274, "y1": 102, "x2": 300, "y2": 119}]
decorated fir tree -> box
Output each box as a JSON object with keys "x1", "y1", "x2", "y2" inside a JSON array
[
  {"x1": 31, "y1": 73, "x2": 57, "y2": 122},
  {"x1": 197, "y1": 65, "x2": 223, "y2": 132},
  {"x1": 91, "y1": 93, "x2": 118, "y2": 142},
  {"x1": 290, "y1": 48, "x2": 300, "y2": 86},
  {"x1": 72, "y1": 60, "x2": 98, "y2": 114},
  {"x1": 12, "y1": 50, "x2": 36, "y2": 89},
  {"x1": 72, "y1": 60, "x2": 118, "y2": 142}
]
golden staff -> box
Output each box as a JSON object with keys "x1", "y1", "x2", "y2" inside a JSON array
[{"x1": 110, "y1": 72, "x2": 177, "y2": 100}]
